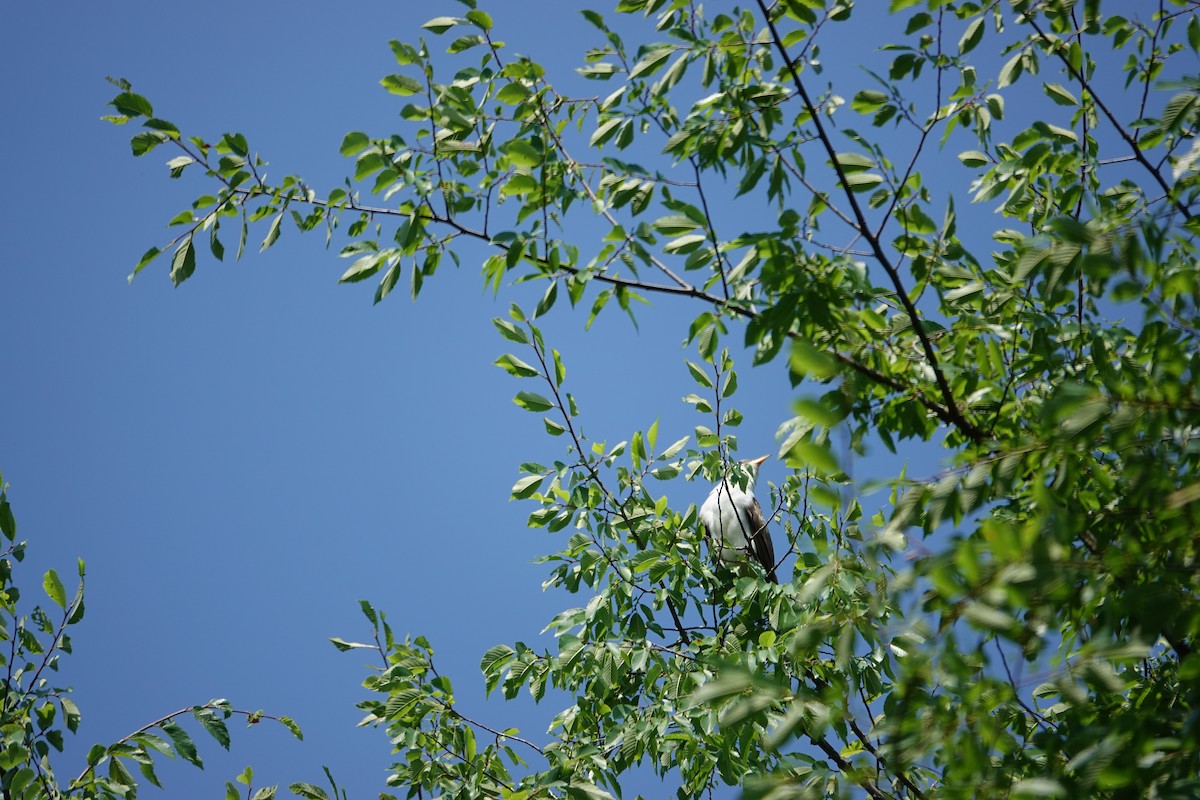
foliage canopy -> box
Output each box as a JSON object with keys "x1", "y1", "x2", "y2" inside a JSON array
[{"x1": 31, "y1": 0, "x2": 1200, "y2": 797}]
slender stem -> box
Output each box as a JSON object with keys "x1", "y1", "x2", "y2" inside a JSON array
[
  {"x1": 1023, "y1": 15, "x2": 1191, "y2": 222},
  {"x1": 754, "y1": 0, "x2": 984, "y2": 445}
]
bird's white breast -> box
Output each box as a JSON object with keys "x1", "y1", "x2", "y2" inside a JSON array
[{"x1": 700, "y1": 481, "x2": 756, "y2": 554}]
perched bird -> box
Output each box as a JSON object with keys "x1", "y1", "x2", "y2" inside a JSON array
[{"x1": 700, "y1": 455, "x2": 778, "y2": 583}]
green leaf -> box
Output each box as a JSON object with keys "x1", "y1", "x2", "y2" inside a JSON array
[
  {"x1": 278, "y1": 716, "x2": 303, "y2": 741},
  {"x1": 131, "y1": 131, "x2": 166, "y2": 156},
  {"x1": 289, "y1": 783, "x2": 329, "y2": 800},
  {"x1": 111, "y1": 91, "x2": 154, "y2": 118},
  {"x1": 652, "y1": 215, "x2": 701, "y2": 235},
  {"x1": 260, "y1": 213, "x2": 283, "y2": 252},
  {"x1": 339, "y1": 254, "x2": 382, "y2": 284},
  {"x1": 1010, "y1": 779, "x2": 1067, "y2": 798},
  {"x1": 374, "y1": 261, "x2": 401, "y2": 304},
  {"x1": 329, "y1": 637, "x2": 374, "y2": 651},
  {"x1": 422, "y1": 16, "x2": 463, "y2": 34},
  {"x1": 505, "y1": 140, "x2": 542, "y2": 168},
  {"x1": 663, "y1": 233, "x2": 707, "y2": 253},
  {"x1": 466, "y1": 9, "x2": 493, "y2": 29},
  {"x1": 171, "y1": 237, "x2": 196, "y2": 286},
  {"x1": 998, "y1": 52, "x2": 1023, "y2": 88},
  {"x1": 783, "y1": 440, "x2": 839, "y2": 473},
  {"x1": 789, "y1": 340, "x2": 840, "y2": 380},
  {"x1": 514, "y1": 392, "x2": 554, "y2": 412},
  {"x1": 628, "y1": 46, "x2": 673, "y2": 80},
  {"x1": 834, "y1": 152, "x2": 874, "y2": 171},
  {"x1": 160, "y1": 720, "x2": 202, "y2": 768},
  {"x1": 685, "y1": 361, "x2": 713, "y2": 388},
  {"x1": 194, "y1": 707, "x2": 231, "y2": 750},
  {"x1": 1043, "y1": 83, "x2": 1078, "y2": 106},
  {"x1": 511, "y1": 475, "x2": 544, "y2": 499},
  {"x1": 958, "y1": 150, "x2": 989, "y2": 168},
  {"x1": 496, "y1": 83, "x2": 531, "y2": 105},
  {"x1": 957, "y1": 17, "x2": 984, "y2": 55},
  {"x1": 534, "y1": 281, "x2": 558, "y2": 318},
  {"x1": 844, "y1": 172, "x2": 883, "y2": 191},
  {"x1": 494, "y1": 354, "x2": 540, "y2": 378},
  {"x1": 493, "y1": 318, "x2": 529, "y2": 344},
  {"x1": 0, "y1": 495, "x2": 13, "y2": 540},
  {"x1": 851, "y1": 90, "x2": 888, "y2": 114},
  {"x1": 43, "y1": 569, "x2": 66, "y2": 608},
  {"x1": 449, "y1": 35, "x2": 485, "y2": 53},
  {"x1": 381, "y1": 74, "x2": 422, "y2": 96},
  {"x1": 339, "y1": 131, "x2": 370, "y2": 156},
  {"x1": 590, "y1": 118, "x2": 623, "y2": 147}
]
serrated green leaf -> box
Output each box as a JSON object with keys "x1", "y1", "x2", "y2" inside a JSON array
[
  {"x1": 278, "y1": 716, "x2": 303, "y2": 741},
  {"x1": 111, "y1": 91, "x2": 154, "y2": 118},
  {"x1": 131, "y1": 131, "x2": 166, "y2": 156},
  {"x1": 194, "y1": 708, "x2": 231, "y2": 750},
  {"x1": 289, "y1": 782, "x2": 328, "y2": 800},
  {"x1": 160, "y1": 720, "x2": 202, "y2": 768}
]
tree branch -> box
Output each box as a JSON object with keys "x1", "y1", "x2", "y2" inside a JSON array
[{"x1": 754, "y1": 0, "x2": 984, "y2": 445}]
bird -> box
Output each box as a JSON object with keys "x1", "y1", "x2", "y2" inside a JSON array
[{"x1": 699, "y1": 454, "x2": 778, "y2": 583}]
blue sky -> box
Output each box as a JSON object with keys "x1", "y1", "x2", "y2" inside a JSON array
[
  {"x1": 0, "y1": 3, "x2": 813, "y2": 797},
  {"x1": 1, "y1": 1, "x2": 1168, "y2": 797}
]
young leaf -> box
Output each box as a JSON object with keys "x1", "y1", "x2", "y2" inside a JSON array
[
  {"x1": 43, "y1": 569, "x2": 66, "y2": 608},
  {"x1": 278, "y1": 716, "x2": 303, "y2": 740}
]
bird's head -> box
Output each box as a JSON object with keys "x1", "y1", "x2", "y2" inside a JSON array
[{"x1": 737, "y1": 454, "x2": 770, "y2": 488}]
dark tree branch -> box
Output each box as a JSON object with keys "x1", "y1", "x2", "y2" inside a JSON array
[{"x1": 754, "y1": 0, "x2": 985, "y2": 446}]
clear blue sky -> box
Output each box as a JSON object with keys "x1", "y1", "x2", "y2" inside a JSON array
[{"x1": 1, "y1": 2, "x2": 1159, "y2": 797}]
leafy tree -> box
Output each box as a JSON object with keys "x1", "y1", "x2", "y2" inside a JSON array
[
  {"x1": 103, "y1": 0, "x2": 1200, "y2": 797},
  {"x1": 0, "y1": 473, "x2": 303, "y2": 799}
]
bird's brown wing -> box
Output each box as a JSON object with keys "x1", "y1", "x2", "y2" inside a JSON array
[{"x1": 747, "y1": 497, "x2": 778, "y2": 583}]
